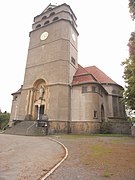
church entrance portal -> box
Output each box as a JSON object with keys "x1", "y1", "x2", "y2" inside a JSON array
[{"x1": 35, "y1": 105, "x2": 45, "y2": 120}]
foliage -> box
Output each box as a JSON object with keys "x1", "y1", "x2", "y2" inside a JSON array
[
  {"x1": 121, "y1": 1, "x2": 135, "y2": 110},
  {"x1": 100, "y1": 122, "x2": 110, "y2": 134},
  {"x1": 129, "y1": 0, "x2": 135, "y2": 20},
  {"x1": 122, "y1": 58, "x2": 135, "y2": 110},
  {"x1": 0, "y1": 112, "x2": 10, "y2": 130}
]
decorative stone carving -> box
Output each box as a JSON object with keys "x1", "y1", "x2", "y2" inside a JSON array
[{"x1": 39, "y1": 86, "x2": 45, "y2": 100}]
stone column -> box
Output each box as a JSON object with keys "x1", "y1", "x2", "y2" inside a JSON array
[
  {"x1": 26, "y1": 90, "x2": 30, "y2": 114},
  {"x1": 28, "y1": 90, "x2": 33, "y2": 115}
]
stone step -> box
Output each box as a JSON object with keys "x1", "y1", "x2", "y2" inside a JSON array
[{"x1": 4, "y1": 120, "x2": 47, "y2": 136}]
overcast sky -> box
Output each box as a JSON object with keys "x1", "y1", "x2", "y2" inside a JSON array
[{"x1": 0, "y1": 0, "x2": 134, "y2": 112}]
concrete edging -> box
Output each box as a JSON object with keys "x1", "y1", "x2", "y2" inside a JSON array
[{"x1": 41, "y1": 137, "x2": 68, "y2": 180}]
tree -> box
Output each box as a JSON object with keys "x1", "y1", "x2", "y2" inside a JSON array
[
  {"x1": 122, "y1": 1, "x2": 135, "y2": 111},
  {"x1": 129, "y1": 0, "x2": 135, "y2": 20},
  {"x1": 0, "y1": 112, "x2": 10, "y2": 130}
]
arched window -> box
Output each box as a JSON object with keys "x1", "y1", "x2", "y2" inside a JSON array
[
  {"x1": 101, "y1": 104, "x2": 105, "y2": 122},
  {"x1": 112, "y1": 96, "x2": 118, "y2": 116},
  {"x1": 44, "y1": 21, "x2": 50, "y2": 25},
  {"x1": 53, "y1": 17, "x2": 59, "y2": 21},
  {"x1": 36, "y1": 24, "x2": 41, "y2": 29},
  {"x1": 42, "y1": 16, "x2": 47, "y2": 20},
  {"x1": 49, "y1": 12, "x2": 55, "y2": 16}
]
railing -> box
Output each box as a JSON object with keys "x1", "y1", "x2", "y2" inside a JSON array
[{"x1": 26, "y1": 121, "x2": 37, "y2": 135}]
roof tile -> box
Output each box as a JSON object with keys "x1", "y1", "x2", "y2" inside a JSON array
[
  {"x1": 85, "y1": 66, "x2": 116, "y2": 84},
  {"x1": 72, "y1": 65, "x2": 116, "y2": 85}
]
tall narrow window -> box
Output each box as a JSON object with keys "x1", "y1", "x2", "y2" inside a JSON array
[
  {"x1": 71, "y1": 57, "x2": 76, "y2": 65},
  {"x1": 92, "y1": 86, "x2": 96, "y2": 92},
  {"x1": 119, "y1": 98, "x2": 125, "y2": 117},
  {"x1": 93, "y1": 111, "x2": 98, "y2": 118},
  {"x1": 101, "y1": 105, "x2": 105, "y2": 121},
  {"x1": 112, "y1": 96, "x2": 118, "y2": 116}
]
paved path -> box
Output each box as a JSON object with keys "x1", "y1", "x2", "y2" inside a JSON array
[{"x1": 0, "y1": 134, "x2": 64, "y2": 180}]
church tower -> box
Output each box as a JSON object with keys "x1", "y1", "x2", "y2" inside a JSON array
[
  {"x1": 9, "y1": 3, "x2": 131, "y2": 135},
  {"x1": 12, "y1": 3, "x2": 78, "y2": 132}
]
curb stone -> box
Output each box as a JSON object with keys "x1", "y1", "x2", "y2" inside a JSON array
[{"x1": 41, "y1": 137, "x2": 68, "y2": 180}]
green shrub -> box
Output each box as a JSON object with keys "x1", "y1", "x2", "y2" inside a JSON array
[
  {"x1": 0, "y1": 113, "x2": 10, "y2": 130},
  {"x1": 100, "y1": 122, "x2": 110, "y2": 134}
]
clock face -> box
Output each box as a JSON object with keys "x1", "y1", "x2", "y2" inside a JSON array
[
  {"x1": 40, "y1": 32, "x2": 48, "y2": 41},
  {"x1": 72, "y1": 33, "x2": 76, "y2": 42}
]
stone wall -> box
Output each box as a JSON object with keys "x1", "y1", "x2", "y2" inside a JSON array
[
  {"x1": 48, "y1": 121, "x2": 70, "y2": 134},
  {"x1": 108, "y1": 120, "x2": 131, "y2": 134},
  {"x1": 47, "y1": 120, "x2": 101, "y2": 134},
  {"x1": 70, "y1": 121, "x2": 101, "y2": 134},
  {"x1": 47, "y1": 120, "x2": 131, "y2": 135},
  {"x1": 7, "y1": 119, "x2": 132, "y2": 135},
  {"x1": 107, "y1": 117, "x2": 131, "y2": 134}
]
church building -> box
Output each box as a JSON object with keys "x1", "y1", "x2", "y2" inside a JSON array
[{"x1": 9, "y1": 3, "x2": 130, "y2": 134}]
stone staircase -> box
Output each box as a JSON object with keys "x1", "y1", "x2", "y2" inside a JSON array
[{"x1": 4, "y1": 120, "x2": 47, "y2": 136}]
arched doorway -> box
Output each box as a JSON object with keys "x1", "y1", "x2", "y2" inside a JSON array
[
  {"x1": 32, "y1": 79, "x2": 48, "y2": 120},
  {"x1": 101, "y1": 104, "x2": 105, "y2": 122}
]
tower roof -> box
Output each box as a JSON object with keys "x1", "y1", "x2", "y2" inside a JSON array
[{"x1": 40, "y1": 3, "x2": 77, "y2": 20}]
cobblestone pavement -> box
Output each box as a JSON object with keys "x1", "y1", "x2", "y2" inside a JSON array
[{"x1": 0, "y1": 134, "x2": 64, "y2": 180}]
